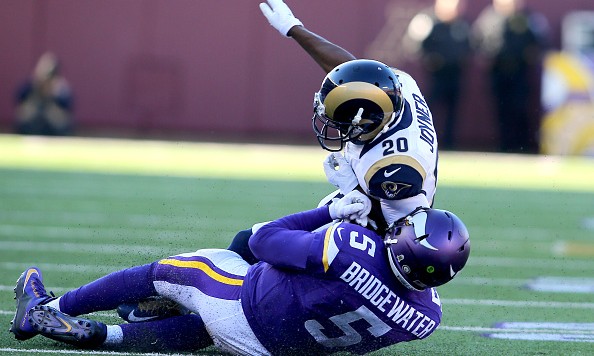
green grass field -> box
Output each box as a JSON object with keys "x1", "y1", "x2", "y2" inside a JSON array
[{"x1": 1, "y1": 134, "x2": 594, "y2": 355}]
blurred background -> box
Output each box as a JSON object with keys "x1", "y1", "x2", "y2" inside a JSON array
[
  {"x1": 4, "y1": 3, "x2": 594, "y2": 355},
  {"x1": 1, "y1": 0, "x2": 593, "y2": 154}
]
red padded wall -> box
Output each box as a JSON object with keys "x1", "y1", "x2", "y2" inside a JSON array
[{"x1": 1, "y1": 0, "x2": 592, "y2": 149}]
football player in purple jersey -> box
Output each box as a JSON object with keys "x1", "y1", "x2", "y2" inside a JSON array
[{"x1": 10, "y1": 191, "x2": 470, "y2": 355}]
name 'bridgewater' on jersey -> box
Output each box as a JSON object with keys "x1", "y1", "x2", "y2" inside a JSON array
[
  {"x1": 242, "y1": 206, "x2": 442, "y2": 355},
  {"x1": 339, "y1": 261, "x2": 438, "y2": 339},
  {"x1": 345, "y1": 69, "x2": 438, "y2": 221}
]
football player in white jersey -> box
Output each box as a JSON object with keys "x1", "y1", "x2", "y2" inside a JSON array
[{"x1": 259, "y1": 0, "x2": 439, "y2": 232}]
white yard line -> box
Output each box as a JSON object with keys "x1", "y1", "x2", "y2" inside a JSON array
[
  {"x1": 468, "y1": 256, "x2": 594, "y2": 270},
  {"x1": 445, "y1": 298, "x2": 594, "y2": 309},
  {"x1": 0, "y1": 348, "x2": 186, "y2": 355},
  {"x1": 448, "y1": 277, "x2": 526, "y2": 286},
  {"x1": 440, "y1": 325, "x2": 594, "y2": 334},
  {"x1": 0, "y1": 262, "x2": 127, "y2": 273},
  {"x1": 2, "y1": 309, "x2": 593, "y2": 334},
  {"x1": 0, "y1": 310, "x2": 113, "y2": 317},
  {"x1": 2, "y1": 295, "x2": 594, "y2": 315},
  {"x1": 495, "y1": 322, "x2": 594, "y2": 330},
  {"x1": 0, "y1": 225, "x2": 190, "y2": 241},
  {"x1": 0, "y1": 241, "x2": 178, "y2": 256},
  {"x1": 4, "y1": 255, "x2": 594, "y2": 272},
  {"x1": 0, "y1": 276, "x2": 535, "y2": 293}
]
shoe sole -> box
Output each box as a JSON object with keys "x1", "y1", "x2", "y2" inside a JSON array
[{"x1": 28, "y1": 305, "x2": 97, "y2": 344}]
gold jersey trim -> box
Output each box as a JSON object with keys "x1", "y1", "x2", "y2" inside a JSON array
[
  {"x1": 364, "y1": 155, "x2": 426, "y2": 188},
  {"x1": 158, "y1": 259, "x2": 243, "y2": 286}
]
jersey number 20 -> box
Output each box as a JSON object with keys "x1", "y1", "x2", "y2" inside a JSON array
[{"x1": 382, "y1": 137, "x2": 409, "y2": 155}]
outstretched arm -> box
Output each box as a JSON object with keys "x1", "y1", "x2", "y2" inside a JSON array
[
  {"x1": 287, "y1": 26, "x2": 356, "y2": 73},
  {"x1": 260, "y1": 0, "x2": 356, "y2": 73}
]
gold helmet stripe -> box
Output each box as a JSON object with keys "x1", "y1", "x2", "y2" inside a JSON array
[
  {"x1": 364, "y1": 156, "x2": 427, "y2": 188},
  {"x1": 324, "y1": 81, "x2": 394, "y2": 119}
]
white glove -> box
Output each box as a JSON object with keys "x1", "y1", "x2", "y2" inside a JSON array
[
  {"x1": 329, "y1": 191, "x2": 372, "y2": 225},
  {"x1": 323, "y1": 152, "x2": 359, "y2": 195},
  {"x1": 259, "y1": 0, "x2": 303, "y2": 37}
]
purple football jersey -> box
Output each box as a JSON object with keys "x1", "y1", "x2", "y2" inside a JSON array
[{"x1": 241, "y1": 207, "x2": 442, "y2": 355}]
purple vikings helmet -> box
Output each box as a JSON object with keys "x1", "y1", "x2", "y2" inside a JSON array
[
  {"x1": 385, "y1": 207, "x2": 470, "y2": 291},
  {"x1": 312, "y1": 59, "x2": 404, "y2": 151}
]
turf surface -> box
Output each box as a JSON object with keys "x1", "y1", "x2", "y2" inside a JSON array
[{"x1": 1, "y1": 134, "x2": 594, "y2": 355}]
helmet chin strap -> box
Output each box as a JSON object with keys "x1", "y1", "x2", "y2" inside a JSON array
[
  {"x1": 352, "y1": 107, "x2": 364, "y2": 125},
  {"x1": 367, "y1": 111, "x2": 399, "y2": 145},
  {"x1": 352, "y1": 106, "x2": 401, "y2": 145},
  {"x1": 383, "y1": 111, "x2": 401, "y2": 134}
]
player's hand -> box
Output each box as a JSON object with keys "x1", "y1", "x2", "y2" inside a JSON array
[
  {"x1": 329, "y1": 191, "x2": 372, "y2": 223},
  {"x1": 323, "y1": 152, "x2": 359, "y2": 195},
  {"x1": 259, "y1": 0, "x2": 303, "y2": 37}
]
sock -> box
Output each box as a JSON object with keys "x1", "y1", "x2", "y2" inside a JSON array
[
  {"x1": 120, "y1": 314, "x2": 212, "y2": 352},
  {"x1": 105, "y1": 325, "x2": 124, "y2": 345},
  {"x1": 45, "y1": 296, "x2": 61, "y2": 311},
  {"x1": 59, "y1": 263, "x2": 158, "y2": 316},
  {"x1": 227, "y1": 228, "x2": 258, "y2": 264}
]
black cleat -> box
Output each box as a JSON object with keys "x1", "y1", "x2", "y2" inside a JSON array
[
  {"x1": 117, "y1": 296, "x2": 190, "y2": 323},
  {"x1": 28, "y1": 305, "x2": 107, "y2": 348}
]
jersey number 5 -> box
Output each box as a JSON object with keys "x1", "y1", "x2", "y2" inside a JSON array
[
  {"x1": 304, "y1": 305, "x2": 391, "y2": 347},
  {"x1": 349, "y1": 231, "x2": 376, "y2": 257}
]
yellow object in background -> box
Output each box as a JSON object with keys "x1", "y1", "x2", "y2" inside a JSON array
[{"x1": 540, "y1": 51, "x2": 594, "y2": 156}]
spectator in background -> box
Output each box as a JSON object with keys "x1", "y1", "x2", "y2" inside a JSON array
[
  {"x1": 472, "y1": 0, "x2": 549, "y2": 153},
  {"x1": 403, "y1": 0, "x2": 471, "y2": 150},
  {"x1": 14, "y1": 52, "x2": 74, "y2": 136}
]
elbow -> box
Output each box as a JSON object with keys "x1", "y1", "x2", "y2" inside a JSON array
[{"x1": 248, "y1": 232, "x2": 264, "y2": 259}]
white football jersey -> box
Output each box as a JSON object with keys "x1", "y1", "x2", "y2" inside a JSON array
[{"x1": 344, "y1": 69, "x2": 438, "y2": 224}]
